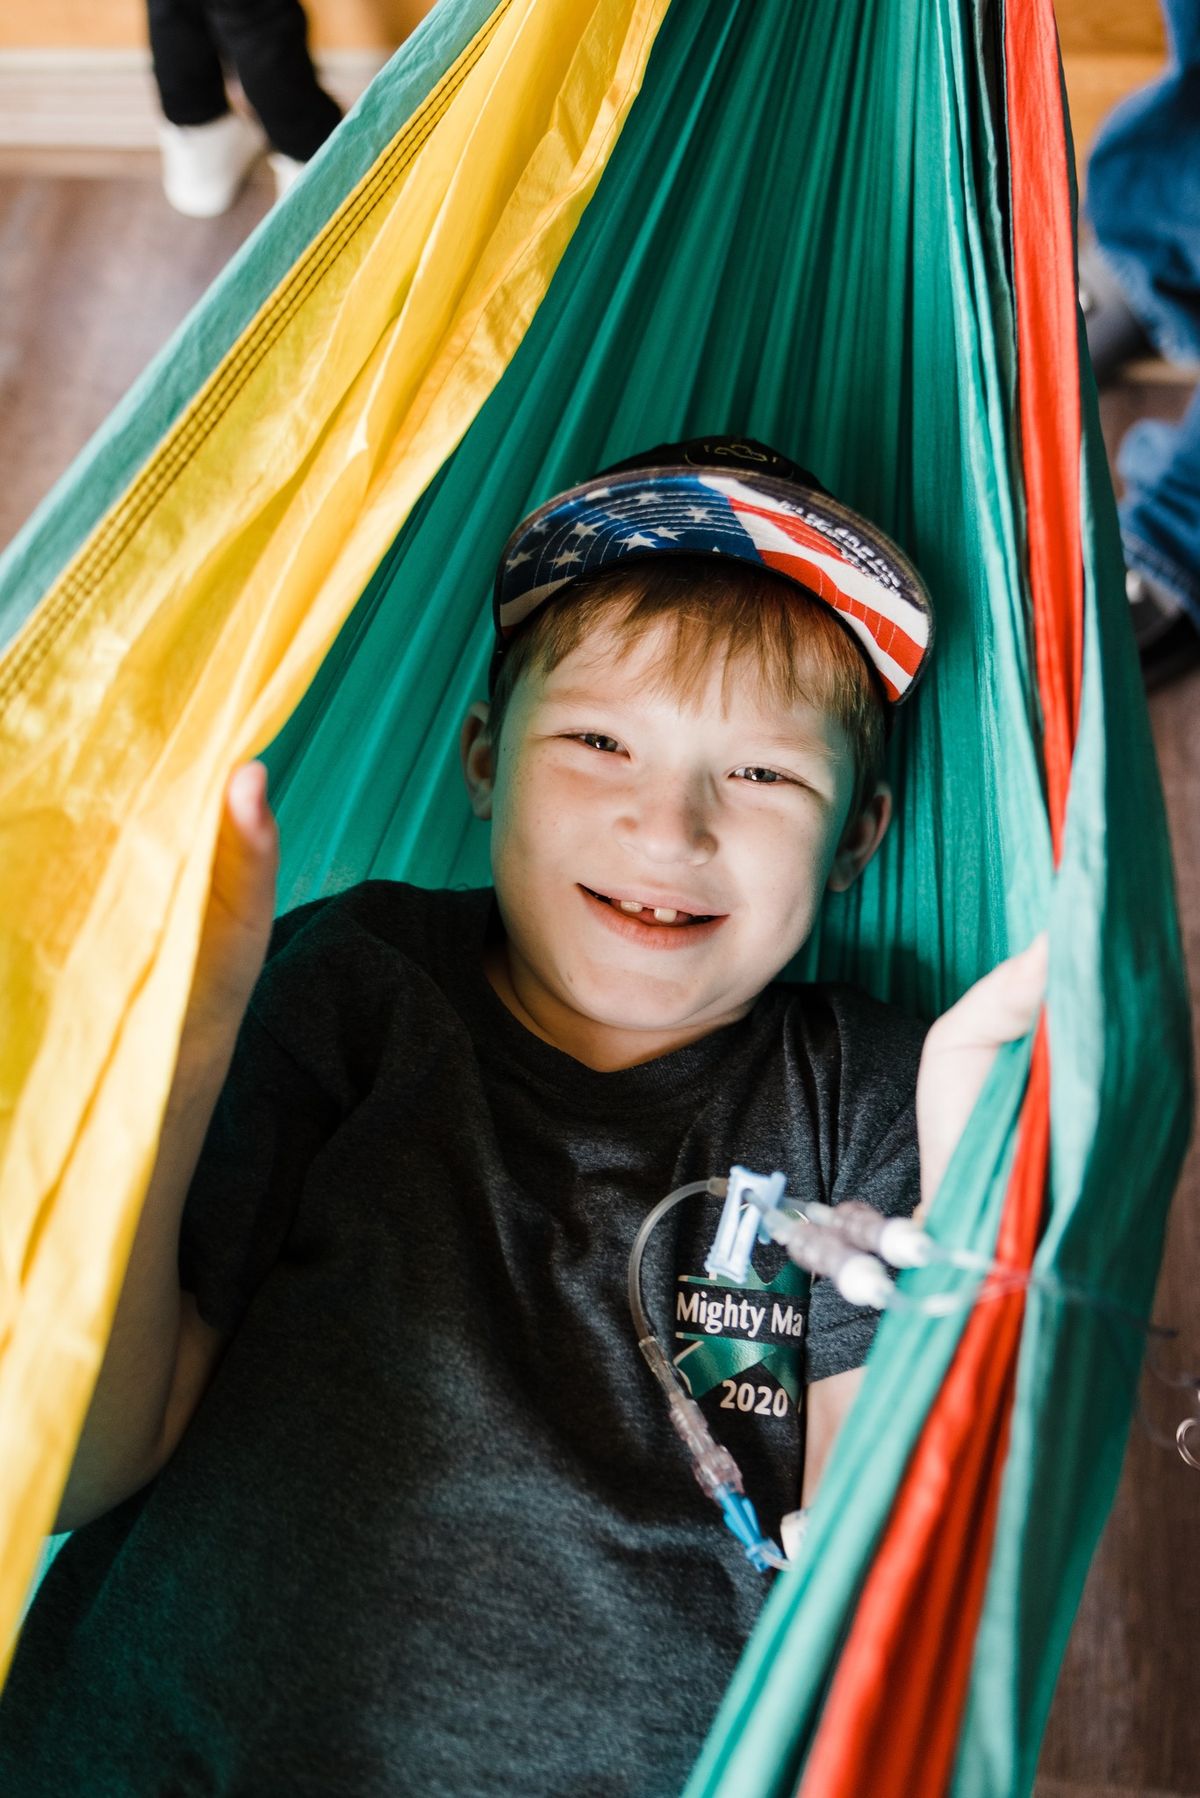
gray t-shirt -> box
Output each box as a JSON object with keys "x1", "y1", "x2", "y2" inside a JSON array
[{"x1": 0, "y1": 882, "x2": 925, "y2": 1798}]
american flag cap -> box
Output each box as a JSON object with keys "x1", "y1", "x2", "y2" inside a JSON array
[{"x1": 489, "y1": 435, "x2": 934, "y2": 707}]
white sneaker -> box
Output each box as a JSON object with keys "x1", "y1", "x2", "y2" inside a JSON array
[
  {"x1": 159, "y1": 112, "x2": 268, "y2": 218},
  {"x1": 269, "y1": 152, "x2": 307, "y2": 203}
]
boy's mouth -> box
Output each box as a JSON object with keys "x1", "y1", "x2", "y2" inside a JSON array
[{"x1": 580, "y1": 885, "x2": 719, "y2": 927}]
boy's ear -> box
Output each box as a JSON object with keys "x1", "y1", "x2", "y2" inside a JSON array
[
  {"x1": 827, "y1": 780, "x2": 892, "y2": 893},
  {"x1": 460, "y1": 701, "x2": 496, "y2": 820}
]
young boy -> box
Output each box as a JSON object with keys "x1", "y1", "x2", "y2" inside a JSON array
[{"x1": 0, "y1": 438, "x2": 1044, "y2": 1795}]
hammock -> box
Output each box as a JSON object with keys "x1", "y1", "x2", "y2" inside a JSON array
[{"x1": 0, "y1": 0, "x2": 1190, "y2": 1790}]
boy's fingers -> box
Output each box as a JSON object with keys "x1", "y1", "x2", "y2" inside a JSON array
[
  {"x1": 180, "y1": 765, "x2": 281, "y2": 1049},
  {"x1": 206, "y1": 763, "x2": 279, "y2": 933},
  {"x1": 915, "y1": 935, "x2": 1047, "y2": 1207},
  {"x1": 934, "y1": 932, "x2": 1048, "y2": 1051},
  {"x1": 218, "y1": 763, "x2": 279, "y2": 874},
  {"x1": 224, "y1": 762, "x2": 275, "y2": 847}
]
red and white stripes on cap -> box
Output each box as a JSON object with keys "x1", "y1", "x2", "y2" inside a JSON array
[
  {"x1": 490, "y1": 436, "x2": 935, "y2": 705},
  {"x1": 700, "y1": 473, "x2": 932, "y2": 702}
]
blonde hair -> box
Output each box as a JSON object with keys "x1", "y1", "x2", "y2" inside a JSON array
[{"x1": 487, "y1": 558, "x2": 886, "y2": 809}]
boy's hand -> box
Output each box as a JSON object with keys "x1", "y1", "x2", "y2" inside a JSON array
[
  {"x1": 914, "y1": 933, "x2": 1048, "y2": 1213},
  {"x1": 181, "y1": 762, "x2": 280, "y2": 1055}
]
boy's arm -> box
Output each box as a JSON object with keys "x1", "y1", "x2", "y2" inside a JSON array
[
  {"x1": 801, "y1": 1367, "x2": 865, "y2": 1505},
  {"x1": 52, "y1": 766, "x2": 278, "y2": 1534},
  {"x1": 913, "y1": 933, "x2": 1048, "y2": 1215},
  {"x1": 797, "y1": 934, "x2": 1048, "y2": 1511}
]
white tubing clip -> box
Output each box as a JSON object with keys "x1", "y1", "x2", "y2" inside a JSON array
[{"x1": 705, "y1": 1166, "x2": 786, "y2": 1282}]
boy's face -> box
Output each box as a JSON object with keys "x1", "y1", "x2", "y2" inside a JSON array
[{"x1": 461, "y1": 614, "x2": 890, "y2": 1071}]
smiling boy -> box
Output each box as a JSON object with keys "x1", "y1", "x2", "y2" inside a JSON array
[
  {"x1": 0, "y1": 438, "x2": 1044, "y2": 1796},
  {"x1": 463, "y1": 568, "x2": 889, "y2": 1076}
]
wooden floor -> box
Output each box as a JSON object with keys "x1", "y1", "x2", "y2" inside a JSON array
[
  {"x1": 1, "y1": 150, "x2": 1199, "y2": 1798},
  {"x1": 0, "y1": 150, "x2": 272, "y2": 549}
]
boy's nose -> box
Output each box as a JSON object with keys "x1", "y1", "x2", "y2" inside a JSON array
[{"x1": 613, "y1": 784, "x2": 718, "y2": 864}]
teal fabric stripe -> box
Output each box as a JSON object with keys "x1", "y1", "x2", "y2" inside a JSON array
[{"x1": 0, "y1": 0, "x2": 502, "y2": 650}]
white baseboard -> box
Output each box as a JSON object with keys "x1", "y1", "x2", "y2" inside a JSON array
[{"x1": 0, "y1": 48, "x2": 388, "y2": 150}]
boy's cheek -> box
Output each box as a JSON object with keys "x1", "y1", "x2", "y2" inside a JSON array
[{"x1": 488, "y1": 794, "x2": 554, "y2": 884}]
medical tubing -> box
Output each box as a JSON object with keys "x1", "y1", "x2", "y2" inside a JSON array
[
  {"x1": 800, "y1": 1199, "x2": 935, "y2": 1268},
  {"x1": 638, "y1": 1336, "x2": 784, "y2": 1570},
  {"x1": 627, "y1": 1178, "x2": 726, "y2": 1342},
  {"x1": 639, "y1": 1336, "x2": 744, "y2": 1498},
  {"x1": 629, "y1": 1177, "x2": 788, "y2": 1570},
  {"x1": 757, "y1": 1207, "x2": 896, "y2": 1310},
  {"x1": 727, "y1": 1171, "x2": 1200, "y2": 1470}
]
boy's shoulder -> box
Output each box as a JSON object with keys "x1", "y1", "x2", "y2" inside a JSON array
[
  {"x1": 772, "y1": 975, "x2": 928, "y2": 1097},
  {"x1": 768, "y1": 981, "x2": 926, "y2": 1199},
  {"x1": 264, "y1": 878, "x2": 490, "y2": 965},
  {"x1": 245, "y1": 881, "x2": 491, "y2": 1055}
]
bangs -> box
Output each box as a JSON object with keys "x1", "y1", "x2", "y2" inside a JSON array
[{"x1": 488, "y1": 557, "x2": 886, "y2": 802}]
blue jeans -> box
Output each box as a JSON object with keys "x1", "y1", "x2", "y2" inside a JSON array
[{"x1": 1086, "y1": 0, "x2": 1200, "y2": 620}]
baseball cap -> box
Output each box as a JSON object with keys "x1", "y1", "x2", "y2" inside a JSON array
[{"x1": 489, "y1": 435, "x2": 934, "y2": 706}]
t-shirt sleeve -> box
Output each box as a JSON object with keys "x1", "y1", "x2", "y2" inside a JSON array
[
  {"x1": 178, "y1": 902, "x2": 344, "y2": 1335},
  {"x1": 803, "y1": 991, "x2": 926, "y2": 1384}
]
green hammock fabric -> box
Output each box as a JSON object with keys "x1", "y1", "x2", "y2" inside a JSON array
[{"x1": 1, "y1": 0, "x2": 1191, "y2": 1791}]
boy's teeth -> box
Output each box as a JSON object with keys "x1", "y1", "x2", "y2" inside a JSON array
[{"x1": 611, "y1": 897, "x2": 684, "y2": 923}]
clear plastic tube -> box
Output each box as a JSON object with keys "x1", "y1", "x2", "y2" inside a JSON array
[
  {"x1": 628, "y1": 1177, "x2": 789, "y2": 1573},
  {"x1": 627, "y1": 1179, "x2": 725, "y2": 1342}
]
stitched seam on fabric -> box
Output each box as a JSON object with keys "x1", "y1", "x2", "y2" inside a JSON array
[{"x1": 0, "y1": 0, "x2": 510, "y2": 711}]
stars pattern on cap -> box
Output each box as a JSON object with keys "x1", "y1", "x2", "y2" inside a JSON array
[{"x1": 494, "y1": 463, "x2": 933, "y2": 705}]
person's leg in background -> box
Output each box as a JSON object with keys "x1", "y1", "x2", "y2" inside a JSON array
[
  {"x1": 147, "y1": 0, "x2": 231, "y2": 129},
  {"x1": 1087, "y1": 0, "x2": 1200, "y2": 366},
  {"x1": 148, "y1": 0, "x2": 269, "y2": 217},
  {"x1": 1120, "y1": 388, "x2": 1200, "y2": 684},
  {"x1": 147, "y1": 0, "x2": 342, "y2": 217},
  {"x1": 1085, "y1": 0, "x2": 1200, "y2": 684},
  {"x1": 207, "y1": 0, "x2": 342, "y2": 182}
]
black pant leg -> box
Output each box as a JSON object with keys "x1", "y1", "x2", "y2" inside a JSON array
[
  {"x1": 147, "y1": 0, "x2": 230, "y2": 127},
  {"x1": 206, "y1": 0, "x2": 342, "y2": 160}
]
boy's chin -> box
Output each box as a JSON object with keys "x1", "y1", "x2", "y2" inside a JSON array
[{"x1": 566, "y1": 968, "x2": 739, "y2": 1034}]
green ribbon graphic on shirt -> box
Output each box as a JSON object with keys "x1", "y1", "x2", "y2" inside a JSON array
[{"x1": 672, "y1": 1263, "x2": 810, "y2": 1404}]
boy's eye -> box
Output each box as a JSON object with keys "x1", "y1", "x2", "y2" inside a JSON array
[
  {"x1": 733, "y1": 766, "x2": 789, "y2": 785},
  {"x1": 575, "y1": 732, "x2": 622, "y2": 753}
]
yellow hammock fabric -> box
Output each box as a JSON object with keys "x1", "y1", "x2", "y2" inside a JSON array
[{"x1": 0, "y1": 0, "x2": 670, "y2": 1665}]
